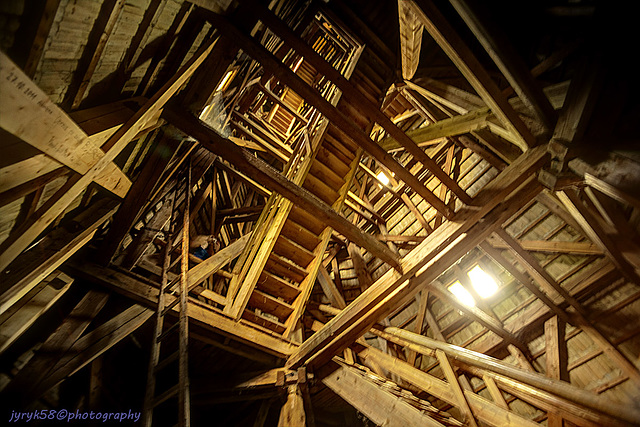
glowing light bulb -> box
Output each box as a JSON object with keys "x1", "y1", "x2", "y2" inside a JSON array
[
  {"x1": 468, "y1": 265, "x2": 499, "y2": 298},
  {"x1": 377, "y1": 171, "x2": 390, "y2": 186},
  {"x1": 448, "y1": 281, "x2": 475, "y2": 307}
]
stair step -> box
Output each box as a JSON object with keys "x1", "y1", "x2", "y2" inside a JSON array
[
  {"x1": 326, "y1": 124, "x2": 360, "y2": 154},
  {"x1": 309, "y1": 158, "x2": 346, "y2": 190},
  {"x1": 281, "y1": 218, "x2": 321, "y2": 252},
  {"x1": 265, "y1": 253, "x2": 307, "y2": 283},
  {"x1": 273, "y1": 234, "x2": 315, "y2": 268},
  {"x1": 248, "y1": 289, "x2": 294, "y2": 321},
  {"x1": 289, "y1": 205, "x2": 327, "y2": 236},
  {"x1": 242, "y1": 309, "x2": 286, "y2": 334},
  {"x1": 257, "y1": 270, "x2": 300, "y2": 303},
  {"x1": 303, "y1": 173, "x2": 339, "y2": 205},
  {"x1": 316, "y1": 145, "x2": 351, "y2": 177}
]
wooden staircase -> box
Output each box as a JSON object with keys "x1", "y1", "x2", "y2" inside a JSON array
[{"x1": 224, "y1": 44, "x2": 389, "y2": 340}]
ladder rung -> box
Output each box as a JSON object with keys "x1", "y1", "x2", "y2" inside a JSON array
[
  {"x1": 157, "y1": 321, "x2": 179, "y2": 342},
  {"x1": 154, "y1": 350, "x2": 179, "y2": 373},
  {"x1": 161, "y1": 296, "x2": 181, "y2": 316},
  {"x1": 152, "y1": 384, "x2": 179, "y2": 408}
]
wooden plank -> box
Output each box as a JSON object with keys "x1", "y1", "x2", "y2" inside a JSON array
[
  {"x1": 409, "y1": 0, "x2": 535, "y2": 150},
  {"x1": 65, "y1": 0, "x2": 127, "y2": 109},
  {"x1": 322, "y1": 363, "x2": 446, "y2": 427},
  {"x1": 485, "y1": 237, "x2": 602, "y2": 255},
  {"x1": 360, "y1": 346, "x2": 537, "y2": 427},
  {"x1": 0, "y1": 199, "x2": 118, "y2": 314},
  {"x1": 0, "y1": 37, "x2": 218, "y2": 272},
  {"x1": 0, "y1": 272, "x2": 72, "y2": 354},
  {"x1": 380, "y1": 106, "x2": 492, "y2": 151},
  {"x1": 164, "y1": 108, "x2": 401, "y2": 271},
  {"x1": 0, "y1": 52, "x2": 131, "y2": 198},
  {"x1": 67, "y1": 262, "x2": 298, "y2": 358},
  {"x1": 448, "y1": 0, "x2": 557, "y2": 131}
]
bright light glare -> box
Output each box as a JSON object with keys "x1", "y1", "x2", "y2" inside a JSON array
[
  {"x1": 468, "y1": 265, "x2": 499, "y2": 298},
  {"x1": 215, "y1": 70, "x2": 234, "y2": 92},
  {"x1": 448, "y1": 281, "x2": 475, "y2": 307},
  {"x1": 376, "y1": 171, "x2": 390, "y2": 186}
]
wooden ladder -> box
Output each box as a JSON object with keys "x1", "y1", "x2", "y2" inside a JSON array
[{"x1": 142, "y1": 161, "x2": 192, "y2": 427}]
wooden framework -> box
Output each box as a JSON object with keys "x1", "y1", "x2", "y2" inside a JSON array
[{"x1": 0, "y1": 0, "x2": 638, "y2": 425}]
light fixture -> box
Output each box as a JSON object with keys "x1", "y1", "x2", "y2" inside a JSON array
[
  {"x1": 448, "y1": 281, "x2": 475, "y2": 307},
  {"x1": 467, "y1": 265, "x2": 499, "y2": 298},
  {"x1": 376, "y1": 171, "x2": 390, "y2": 186}
]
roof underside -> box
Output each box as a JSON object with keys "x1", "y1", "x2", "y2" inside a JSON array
[{"x1": 0, "y1": 0, "x2": 639, "y2": 425}]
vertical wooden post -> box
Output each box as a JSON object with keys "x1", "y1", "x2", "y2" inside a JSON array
[
  {"x1": 545, "y1": 315, "x2": 568, "y2": 427},
  {"x1": 278, "y1": 384, "x2": 305, "y2": 427}
]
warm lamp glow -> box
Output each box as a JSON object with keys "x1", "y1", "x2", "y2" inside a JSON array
[
  {"x1": 376, "y1": 171, "x2": 390, "y2": 186},
  {"x1": 468, "y1": 265, "x2": 499, "y2": 298},
  {"x1": 448, "y1": 281, "x2": 475, "y2": 307}
]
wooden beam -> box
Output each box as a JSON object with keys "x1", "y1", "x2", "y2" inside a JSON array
[
  {"x1": 286, "y1": 147, "x2": 547, "y2": 369},
  {"x1": 317, "y1": 266, "x2": 347, "y2": 309},
  {"x1": 0, "y1": 199, "x2": 118, "y2": 314},
  {"x1": 380, "y1": 106, "x2": 492, "y2": 151},
  {"x1": 360, "y1": 346, "x2": 537, "y2": 427},
  {"x1": 0, "y1": 37, "x2": 216, "y2": 272},
  {"x1": 398, "y1": 0, "x2": 424, "y2": 80},
  {"x1": 557, "y1": 189, "x2": 640, "y2": 283},
  {"x1": 545, "y1": 315, "x2": 568, "y2": 427},
  {"x1": 436, "y1": 349, "x2": 478, "y2": 426},
  {"x1": 204, "y1": 10, "x2": 459, "y2": 218},
  {"x1": 409, "y1": 0, "x2": 535, "y2": 150},
  {"x1": 164, "y1": 108, "x2": 401, "y2": 271},
  {"x1": 32, "y1": 304, "x2": 153, "y2": 400},
  {"x1": 383, "y1": 327, "x2": 640, "y2": 425},
  {"x1": 0, "y1": 272, "x2": 73, "y2": 354},
  {"x1": 448, "y1": 0, "x2": 557, "y2": 131},
  {"x1": 277, "y1": 385, "x2": 305, "y2": 427},
  {"x1": 485, "y1": 237, "x2": 603, "y2": 255},
  {"x1": 245, "y1": 2, "x2": 473, "y2": 206},
  {"x1": 0, "y1": 52, "x2": 131, "y2": 198},
  {"x1": 67, "y1": 262, "x2": 298, "y2": 358},
  {"x1": 98, "y1": 133, "x2": 180, "y2": 264},
  {"x1": 3, "y1": 290, "x2": 110, "y2": 405},
  {"x1": 65, "y1": 0, "x2": 126, "y2": 109},
  {"x1": 322, "y1": 362, "x2": 446, "y2": 427}
]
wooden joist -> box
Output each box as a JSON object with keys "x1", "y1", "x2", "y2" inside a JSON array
[
  {"x1": 322, "y1": 362, "x2": 447, "y2": 427},
  {"x1": 163, "y1": 108, "x2": 401, "y2": 271},
  {"x1": 0, "y1": 199, "x2": 118, "y2": 314},
  {"x1": 398, "y1": 0, "x2": 424, "y2": 80},
  {"x1": 0, "y1": 52, "x2": 132, "y2": 198},
  {"x1": 408, "y1": 0, "x2": 535, "y2": 151},
  {"x1": 0, "y1": 37, "x2": 217, "y2": 272},
  {"x1": 67, "y1": 262, "x2": 298, "y2": 359},
  {"x1": 204, "y1": 10, "x2": 459, "y2": 218},
  {"x1": 0, "y1": 271, "x2": 73, "y2": 354},
  {"x1": 286, "y1": 146, "x2": 548, "y2": 369}
]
